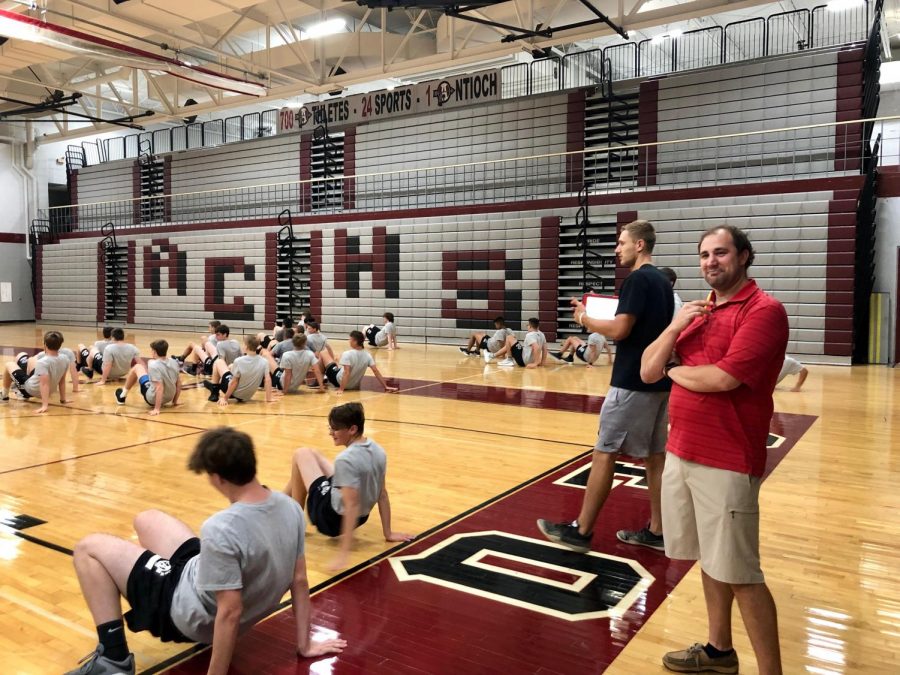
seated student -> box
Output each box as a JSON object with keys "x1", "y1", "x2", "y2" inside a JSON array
[
  {"x1": 202, "y1": 335, "x2": 273, "y2": 407},
  {"x1": 75, "y1": 326, "x2": 114, "y2": 371},
  {"x1": 458, "y1": 315, "x2": 515, "y2": 361},
  {"x1": 114, "y1": 339, "x2": 182, "y2": 415},
  {"x1": 551, "y1": 333, "x2": 612, "y2": 367},
  {"x1": 320, "y1": 331, "x2": 399, "y2": 395},
  {"x1": 261, "y1": 334, "x2": 326, "y2": 394},
  {"x1": 304, "y1": 321, "x2": 334, "y2": 360},
  {"x1": 493, "y1": 317, "x2": 547, "y2": 368},
  {"x1": 288, "y1": 402, "x2": 413, "y2": 571},
  {"x1": 269, "y1": 328, "x2": 296, "y2": 361},
  {"x1": 180, "y1": 325, "x2": 241, "y2": 376},
  {"x1": 778, "y1": 355, "x2": 809, "y2": 392},
  {"x1": 64, "y1": 427, "x2": 346, "y2": 675},
  {"x1": 258, "y1": 317, "x2": 293, "y2": 350},
  {"x1": 2, "y1": 331, "x2": 71, "y2": 413},
  {"x1": 78, "y1": 328, "x2": 140, "y2": 385},
  {"x1": 33, "y1": 344, "x2": 82, "y2": 394},
  {"x1": 364, "y1": 312, "x2": 398, "y2": 350}
]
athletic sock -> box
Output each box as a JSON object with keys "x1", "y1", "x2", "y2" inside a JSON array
[
  {"x1": 97, "y1": 619, "x2": 129, "y2": 661},
  {"x1": 703, "y1": 643, "x2": 735, "y2": 659}
]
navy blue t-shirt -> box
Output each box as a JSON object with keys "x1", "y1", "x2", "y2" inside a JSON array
[{"x1": 611, "y1": 264, "x2": 674, "y2": 392}]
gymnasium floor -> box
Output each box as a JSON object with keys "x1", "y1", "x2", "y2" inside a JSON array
[{"x1": 0, "y1": 322, "x2": 898, "y2": 674}]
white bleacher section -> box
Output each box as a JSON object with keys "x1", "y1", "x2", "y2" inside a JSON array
[
  {"x1": 353, "y1": 94, "x2": 569, "y2": 210},
  {"x1": 654, "y1": 49, "x2": 855, "y2": 184},
  {"x1": 40, "y1": 240, "x2": 98, "y2": 323},
  {"x1": 169, "y1": 134, "x2": 301, "y2": 222},
  {"x1": 73, "y1": 159, "x2": 135, "y2": 230},
  {"x1": 38, "y1": 184, "x2": 855, "y2": 363}
]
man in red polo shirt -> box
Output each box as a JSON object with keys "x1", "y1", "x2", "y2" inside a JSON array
[{"x1": 641, "y1": 225, "x2": 787, "y2": 675}]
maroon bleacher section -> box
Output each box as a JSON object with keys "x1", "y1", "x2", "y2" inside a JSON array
[{"x1": 835, "y1": 47, "x2": 864, "y2": 172}]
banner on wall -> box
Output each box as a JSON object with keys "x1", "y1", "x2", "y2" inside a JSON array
[{"x1": 276, "y1": 70, "x2": 501, "y2": 134}]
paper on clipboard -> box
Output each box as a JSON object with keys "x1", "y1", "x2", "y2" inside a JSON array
[{"x1": 582, "y1": 293, "x2": 618, "y2": 321}]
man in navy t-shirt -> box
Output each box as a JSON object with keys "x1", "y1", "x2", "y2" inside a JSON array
[{"x1": 538, "y1": 219, "x2": 673, "y2": 553}]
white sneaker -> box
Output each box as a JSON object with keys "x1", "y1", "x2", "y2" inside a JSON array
[
  {"x1": 497, "y1": 358, "x2": 515, "y2": 367},
  {"x1": 482, "y1": 349, "x2": 494, "y2": 363}
]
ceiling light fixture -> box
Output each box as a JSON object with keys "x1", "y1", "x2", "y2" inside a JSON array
[
  {"x1": 302, "y1": 18, "x2": 346, "y2": 40},
  {"x1": 651, "y1": 29, "x2": 682, "y2": 44}
]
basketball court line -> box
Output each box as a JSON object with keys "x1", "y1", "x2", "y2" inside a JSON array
[
  {"x1": 0, "y1": 430, "x2": 205, "y2": 477},
  {"x1": 0, "y1": 587, "x2": 95, "y2": 640}
]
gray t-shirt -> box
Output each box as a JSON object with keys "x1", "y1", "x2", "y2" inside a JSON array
[
  {"x1": 271, "y1": 340, "x2": 292, "y2": 361},
  {"x1": 337, "y1": 349, "x2": 375, "y2": 390},
  {"x1": 103, "y1": 342, "x2": 140, "y2": 379},
  {"x1": 374, "y1": 322, "x2": 396, "y2": 347},
  {"x1": 93, "y1": 339, "x2": 110, "y2": 355},
  {"x1": 487, "y1": 328, "x2": 515, "y2": 353},
  {"x1": 146, "y1": 358, "x2": 180, "y2": 405},
  {"x1": 522, "y1": 330, "x2": 546, "y2": 365},
  {"x1": 280, "y1": 350, "x2": 317, "y2": 393},
  {"x1": 331, "y1": 439, "x2": 387, "y2": 517},
  {"x1": 215, "y1": 339, "x2": 241, "y2": 365},
  {"x1": 37, "y1": 348, "x2": 76, "y2": 366},
  {"x1": 230, "y1": 354, "x2": 268, "y2": 401},
  {"x1": 170, "y1": 491, "x2": 305, "y2": 644},
  {"x1": 305, "y1": 332, "x2": 327, "y2": 354},
  {"x1": 586, "y1": 332, "x2": 608, "y2": 361},
  {"x1": 23, "y1": 353, "x2": 69, "y2": 397}
]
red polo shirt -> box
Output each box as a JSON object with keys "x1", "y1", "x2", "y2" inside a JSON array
[{"x1": 667, "y1": 280, "x2": 788, "y2": 476}]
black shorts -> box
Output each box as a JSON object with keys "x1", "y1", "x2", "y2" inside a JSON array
[
  {"x1": 91, "y1": 353, "x2": 104, "y2": 373},
  {"x1": 124, "y1": 538, "x2": 200, "y2": 644},
  {"x1": 365, "y1": 326, "x2": 379, "y2": 346},
  {"x1": 16, "y1": 354, "x2": 29, "y2": 370},
  {"x1": 324, "y1": 362, "x2": 341, "y2": 387},
  {"x1": 11, "y1": 367, "x2": 29, "y2": 386},
  {"x1": 576, "y1": 345, "x2": 589, "y2": 362},
  {"x1": 510, "y1": 343, "x2": 526, "y2": 367},
  {"x1": 272, "y1": 367, "x2": 285, "y2": 391},
  {"x1": 306, "y1": 476, "x2": 369, "y2": 538},
  {"x1": 202, "y1": 355, "x2": 218, "y2": 377},
  {"x1": 478, "y1": 335, "x2": 490, "y2": 351}
]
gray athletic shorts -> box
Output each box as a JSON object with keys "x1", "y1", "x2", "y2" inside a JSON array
[{"x1": 594, "y1": 387, "x2": 669, "y2": 458}]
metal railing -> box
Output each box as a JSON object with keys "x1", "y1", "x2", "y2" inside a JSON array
[
  {"x1": 42, "y1": 114, "x2": 897, "y2": 234},
  {"x1": 74, "y1": 1, "x2": 872, "y2": 169}
]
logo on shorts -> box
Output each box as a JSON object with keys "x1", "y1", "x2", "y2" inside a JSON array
[
  {"x1": 319, "y1": 480, "x2": 331, "y2": 496},
  {"x1": 153, "y1": 559, "x2": 172, "y2": 576}
]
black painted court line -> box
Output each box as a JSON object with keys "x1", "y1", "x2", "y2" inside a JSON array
[
  {"x1": 13, "y1": 531, "x2": 74, "y2": 556},
  {"x1": 0, "y1": 430, "x2": 205, "y2": 476},
  {"x1": 140, "y1": 449, "x2": 593, "y2": 675}
]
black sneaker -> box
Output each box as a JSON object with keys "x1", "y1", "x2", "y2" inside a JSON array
[
  {"x1": 114, "y1": 388, "x2": 127, "y2": 405},
  {"x1": 80, "y1": 367, "x2": 94, "y2": 379},
  {"x1": 458, "y1": 346, "x2": 472, "y2": 355},
  {"x1": 564, "y1": 353, "x2": 575, "y2": 363},
  {"x1": 616, "y1": 526, "x2": 665, "y2": 552},
  {"x1": 551, "y1": 350, "x2": 564, "y2": 360},
  {"x1": 536, "y1": 519, "x2": 592, "y2": 553},
  {"x1": 202, "y1": 380, "x2": 220, "y2": 402}
]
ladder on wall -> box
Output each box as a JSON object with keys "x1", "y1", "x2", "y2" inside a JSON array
[
  {"x1": 584, "y1": 70, "x2": 639, "y2": 190},
  {"x1": 557, "y1": 186, "x2": 618, "y2": 338},
  {"x1": 311, "y1": 124, "x2": 345, "y2": 212},
  {"x1": 100, "y1": 222, "x2": 128, "y2": 322},
  {"x1": 139, "y1": 139, "x2": 166, "y2": 223},
  {"x1": 275, "y1": 209, "x2": 311, "y2": 320}
]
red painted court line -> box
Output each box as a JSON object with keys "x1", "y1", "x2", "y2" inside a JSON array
[{"x1": 161, "y1": 412, "x2": 817, "y2": 675}]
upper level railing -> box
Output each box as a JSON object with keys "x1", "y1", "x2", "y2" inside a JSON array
[
  {"x1": 77, "y1": 1, "x2": 871, "y2": 168},
  {"x1": 43, "y1": 114, "x2": 897, "y2": 235}
]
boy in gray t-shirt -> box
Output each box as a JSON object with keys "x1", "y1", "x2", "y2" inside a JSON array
[
  {"x1": 65, "y1": 427, "x2": 345, "y2": 675},
  {"x1": 499, "y1": 317, "x2": 548, "y2": 369},
  {"x1": 261, "y1": 333, "x2": 326, "y2": 394},
  {"x1": 79, "y1": 327, "x2": 140, "y2": 384},
  {"x1": 364, "y1": 312, "x2": 398, "y2": 349},
  {"x1": 304, "y1": 321, "x2": 334, "y2": 359},
  {"x1": 459, "y1": 315, "x2": 516, "y2": 361},
  {"x1": 551, "y1": 332, "x2": 612, "y2": 367},
  {"x1": 114, "y1": 339, "x2": 182, "y2": 415},
  {"x1": 176, "y1": 324, "x2": 240, "y2": 377},
  {"x1": 202, "y1": 335, "x2": 273, "y2": 407},
  {"x1": 319, "y1": 331, "x2": 398, "y2": 394},
  {"x1": 288, "y1": 402, "x2": 413, "y2": 571},
  {"x1": 2, "y1": 330, "x2": 71, "y2": 414}
]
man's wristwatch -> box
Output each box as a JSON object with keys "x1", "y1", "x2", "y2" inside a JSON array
[{"x1": 664, "y1": 361, "x2": 679, "y2": 377}]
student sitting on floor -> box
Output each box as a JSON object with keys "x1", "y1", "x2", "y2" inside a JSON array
[
  {"x1": 364, "y1": 312, "x2": 398, "y2": 350},
  {"x1": 319, "y1": 331, "x2": 398, "y2": 395},
  {"x1": 114, "y1": 339, "x2": 182, "y2": 415},
  {"x1": 261, "y1": 333, "x2": 326, "y2": 394},
  {"x1": 202, "y1": 335, "x2": 273, "y2": 407},
  {"x1": 78, "y1": 328, "x2": 140, "y2": 385},
  {"x1": 287, "y1": 402, "x2": 414, "y2": 571},
  {"x1": 1, "y1": 330, "x2": 70, "y2": 414}
]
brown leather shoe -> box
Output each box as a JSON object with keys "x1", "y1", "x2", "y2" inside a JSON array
[{"x1": 662, "y1": 643, "x2": 739, "y2": 673}]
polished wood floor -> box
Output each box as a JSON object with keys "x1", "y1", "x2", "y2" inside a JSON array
[{"x1": 0, "y1": 322, "x2": 898, "y2": 674}]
